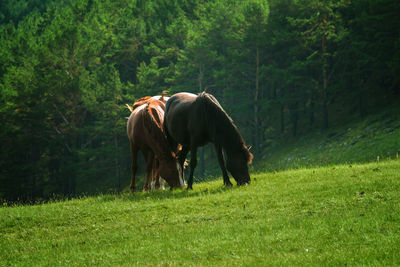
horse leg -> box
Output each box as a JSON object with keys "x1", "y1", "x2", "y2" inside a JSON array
[
  {"x1": 129, "y1": 142, "x2": 139, "y2": 193},
  {"x1": 187, "y1": 145, "x2": 197, "y2": 190},
  {"x1": 214, "y1": 144, "x2": 232, "y2": 186},
  {"x1": 178, "y1": 145, "x2": 189, "y2": 180},
  {"x1": 152, "y1": 157, "x2": 160, "y2": 190},
  {"x1": 143, "y1": 150, "x2": 154, "y2": 191}
]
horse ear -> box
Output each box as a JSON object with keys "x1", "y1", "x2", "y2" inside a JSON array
[
  {"x1": 125, "y1": 103, "x2": 133, "y2": 113},
  {"x1": 248, "y1": 151, "x2": 254, "y2": 164},
  {"x1": 183, "y1": 159, "x2": 189, "y2": 169},
  {"x1": 176, "y1": 144, "x2": 183, "y2": 152},
  {"x1": 161, "y1": 90, "x2": 168, "y2": 103},
  {"x1": 246, "y1": 145, "x2": 253, "y2": 164}
]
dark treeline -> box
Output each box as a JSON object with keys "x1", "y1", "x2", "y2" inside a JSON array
[{"x1": 1, "y1": 0, "x2": 399, "y2": 202}]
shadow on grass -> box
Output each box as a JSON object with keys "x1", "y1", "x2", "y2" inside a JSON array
[
  {"x1": 2, "y1": 178, "x2": 243, "y2": 207},
  {"x1": 93, "y1": 183, "x2": 241, "y2": 204}
]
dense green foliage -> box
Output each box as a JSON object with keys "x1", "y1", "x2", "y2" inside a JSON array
[
  {"x1": 1, "y1": 160, "x2": 400, "y2": 265},
  {"x1": 1, "y1": 0, "x2": 399, "y2": 201}
]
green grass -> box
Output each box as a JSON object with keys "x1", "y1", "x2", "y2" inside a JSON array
[
  {"x1": 257, "y1": 106, "x2": 400, "y2": 172},
  {"x1": 1, "y1": 159, "x2": 400, "y2": 266}
]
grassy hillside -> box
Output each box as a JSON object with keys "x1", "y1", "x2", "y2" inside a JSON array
[
  {"x1": 1, "y1": 159, "x2": 399, "y2": 266},
  {"x1": 257, "y1": 104, "x2": 400, "y2": 172},
  {"x1": 77, "y1": 103, "x2": 400, "y2": 194}
]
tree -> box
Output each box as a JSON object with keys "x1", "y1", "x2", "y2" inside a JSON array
[{"x1": 242, "y1": 0, "x2": 269, "y2": 152}]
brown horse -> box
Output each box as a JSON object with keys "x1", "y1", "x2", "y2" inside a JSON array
[
  {"x1": 126, "y1": 95, "x2": 171, "y2": 190},
  {"x1": 164, "y1": 92, "x2": 253, "y2": 189},
  {"x1": 127, "y1": 97, "x2": 184, "y2": 192},
  {"x1": 126, "y1": 95, "x2": 170, "y2": 113}
]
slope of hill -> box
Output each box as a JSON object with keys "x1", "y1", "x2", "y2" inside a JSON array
[
  {"x1": 257, "y1": 104, "x2": 400, "y2": 172},
  {"x1": 1, "y1": 160, "x2": 399, "y2": 266}
]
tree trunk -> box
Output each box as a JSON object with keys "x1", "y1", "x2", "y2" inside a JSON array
[
  {"x1": 114, "y1": 134, "x2": 121, "y2": 193},
  {"x1": 198, "y1": 65, "x2": 205, "y2": 179},
  {"x1": 358, "y1": 78, "x2": 367, "y2": 118},
  {"x1": 322, "y1": 97, "x2": 328, "y2": 130},
  {"x1": 280, "y1": 104, "x2": 285, "y2": 134},
  {"x1": 321, "y1": 32, "x2": 329, "y2": 130},
  {"x1": 309, "y1": 92, "x2": 315, "y2": 126},
  {"x1": 254, "y1": 47, "x2": 260, "y2": 154},
  {"x1": 290, "y1": 102, "x2": 299, "y2": 136}
]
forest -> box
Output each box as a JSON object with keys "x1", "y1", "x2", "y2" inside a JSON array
[{"x1": 1, "y1": 0, "x2": 399, "y2": 202}]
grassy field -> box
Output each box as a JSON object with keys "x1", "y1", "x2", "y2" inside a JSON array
[{"x1": 1, "y1": 159, "x2": 399, "y2": 266}]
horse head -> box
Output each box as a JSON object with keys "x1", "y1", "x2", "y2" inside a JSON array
[
  {"x1": 158, "y1": 154, "x2": 185, "y2": 189},
  {"x1": 225, "y1": 147, "x2": 253, "y2": 185}
]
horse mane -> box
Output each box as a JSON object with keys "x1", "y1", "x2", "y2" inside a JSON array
[
  {"x1": 125, "y1": 96, "x2": 152, "y2": 113},
  {"x1": 198, "y1": 92, "x2": 253, "y2": 164},
  {"x1": 126, "y1": 92, "x2": 170, "y2": 113},
  {"x1": 142, "y1": 100, "x2": 174, "y2": 161}
]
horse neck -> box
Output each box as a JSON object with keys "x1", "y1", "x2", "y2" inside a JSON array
[
  {"x1": 151, "y1": 138, "x2": 172, "y2": 161},
  {"x1": 208, "y1": 103, "x2": 245, "y2": 156}
]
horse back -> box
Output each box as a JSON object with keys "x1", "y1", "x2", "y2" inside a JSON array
[
  {"x1": 165, "y1": 93, "x2": 211, "y2": 146},
  {"x1": 127, "y1": 99, "x2": 165, "y2": 146}
]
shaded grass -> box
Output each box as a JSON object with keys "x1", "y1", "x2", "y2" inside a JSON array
[
  {"x1": 258, "y1": 106, "x2": 400, "y2": 172},
  {"x1": 1, "y1": 160, "x2": 400, "y2": 266}
]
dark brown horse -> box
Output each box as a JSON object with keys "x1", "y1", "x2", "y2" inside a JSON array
[
  {"x1": 127, "y1": 97, "x2": 184, "y2": 192},
  {"x1": 164, "y1": 92, "x2": 253, "y2": 189}
]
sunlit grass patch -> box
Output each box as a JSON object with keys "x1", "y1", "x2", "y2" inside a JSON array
[{"x1": 1, "y1": 160, "x2": 399, "y2": 266}]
